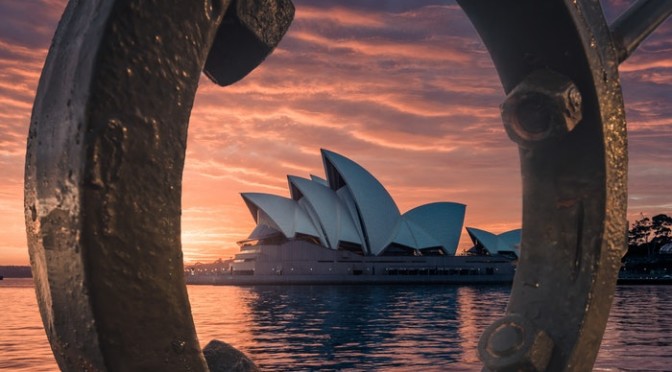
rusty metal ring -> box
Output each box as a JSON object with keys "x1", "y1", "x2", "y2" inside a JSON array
[{"x1": 25, "y1": 0, "x2": 292, "y2": 370}]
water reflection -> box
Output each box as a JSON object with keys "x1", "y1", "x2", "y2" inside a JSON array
[
  {"x1": 456, "y1": 286, "x2": 510, "y2": 365},
  {"x1": 1, "y1": 280, "x2": 671, "y2": 371},
  {"x1": 0, "y1": 279, "x2": 58, "y2": 372},
  {"x1": 598, "y1": 286, "x2": 672, "y2": 371},
  {"x1": 188, "y1": 285, "x2": 510, "y2": 370},
  {"x1": 188, "y1": 284, "x2": 672, "y2": 371}
]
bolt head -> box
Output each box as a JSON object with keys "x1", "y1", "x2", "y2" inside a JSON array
[
  {"x1": 478, "y1": 314, "x2": 554, "y2": 371},
  {"x1": 489, "y1": 323, "x2": 524, "y2": 356},
  {"x1": 501, "y1": 69, "x2": 583, "y2": 147}
]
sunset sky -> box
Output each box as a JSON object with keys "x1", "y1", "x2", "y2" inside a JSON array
[{"x1": 1, "y1": 0, "x2": 670, "y2": 265}]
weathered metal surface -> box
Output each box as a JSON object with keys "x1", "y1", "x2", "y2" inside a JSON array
[
  {"x1": 478, "y1": 314, "x2": 553, "y2": 371},
  {"x1": 25, "y1": 0, "x2": 292, "y2": 370},
  {"x1": 457, "y1": 0, "x2": 669, "y2": 370}
]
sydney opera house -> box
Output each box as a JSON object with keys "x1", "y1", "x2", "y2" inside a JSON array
[
  {"x1": 466, "y1": 227, "x2": 521, "y2": 259},
  {"x1": 189, "y1": 149, "x2": 518, "y2": 284}
]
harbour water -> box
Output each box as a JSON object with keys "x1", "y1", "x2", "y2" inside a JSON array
[{"x1": 1, "y1": 278, "x2": 671, "y2": 371}]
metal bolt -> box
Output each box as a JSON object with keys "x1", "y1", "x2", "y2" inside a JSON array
[
  {"x1": 501, "y1": 69, "x2": 583, "y2": 147},
  {"x1": 489, "y1": 322, "x2": 524, "y2": 356},
  {"x1": 478, "y1": 314, "x2": 554, "y2": 371}
]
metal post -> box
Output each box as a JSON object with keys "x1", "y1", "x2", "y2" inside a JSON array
[{"x1": 610, "y1": 0, "x2": 672, "y2": 63}]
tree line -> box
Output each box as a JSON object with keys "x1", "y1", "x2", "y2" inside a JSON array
[{"x1": 626, "y1": 213, "x2": 672, "y2": 257}]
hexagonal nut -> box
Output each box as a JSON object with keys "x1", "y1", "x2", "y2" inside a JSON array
[
  {"x1": 478, "y1": 314, "x2": 554, "y2": 371},
  {"x1": 501, "y1": 69, "x2": 583, "y2": 147}
]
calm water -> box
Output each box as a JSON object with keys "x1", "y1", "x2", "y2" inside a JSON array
[{"x1": 1, "y1": 279, "x2": 671, "y2": 371}]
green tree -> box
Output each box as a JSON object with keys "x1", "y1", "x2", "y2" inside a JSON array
[
  {"x1": 628, "y1": 215, "x2": 651, "y2": 248},
  {"x1": 651, "y1": 214, "x2": 672, "y2": 250},
  {"x1": 627, "y1": 213, "x2": 672, "y2": 257}
]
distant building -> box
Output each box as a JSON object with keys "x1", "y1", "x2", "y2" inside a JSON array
[
  {"x1": 184, "y1": 258, "x2": 232, "y2": 276},
  {"x1": 238, "y1": 149, "x2": 466, "y2": 257},
  {"x1": 466, "y1": 227, "x2": 521, "y2": 259},
  {"x1": 660, "y1": 242, "x2": 672, "y2": 255}
]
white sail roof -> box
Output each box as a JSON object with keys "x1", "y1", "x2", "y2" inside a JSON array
[
  {"x1": 403, "y1": 202, "x2": 466, "y2": 255},
  {"x1": 321, "y1": 149, "x2": 401, "y2": 256},
  {"x1": 241, "y1": 193, "x2": 320, "y2": 239},
  {"x1": 335, "y1": 186, "x2": 366, "y2": 247},
  {"x1": 391, "y1": 218, "x2": 442, "y2": 250},
  {"x1": 288, "y1": 175, "x2": 361, "y2": 249},
  {"x1": 498, "y1": 229, "x2": 522, "y2": 257},
  {"x1": 309, "y1": 174, "x2": 329, "y2": 187},
  {"x1": 466, "y1": 227, "x2": 521, "y2": 257},
  {"x1": 239, "y1": 149, "x2": 469, "y2": 257},
  {"x1": 391, "y1": 219, "x2": 420, "y2": 248}
]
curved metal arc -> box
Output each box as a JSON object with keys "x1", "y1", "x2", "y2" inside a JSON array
[
  {"x1": 26, "y1": 0, "x2": 229, "y2": 369},
  {"x1": 25, "y1": 0, "x2": 293, "y2": 370},
  {"x1": 458, "y1": 0, "x2": 628, "y2": 370}
]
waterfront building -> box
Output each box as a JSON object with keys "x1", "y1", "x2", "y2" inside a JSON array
[
  {"x1": 465, "y1": 227, "x2": 521, "y2": 259},
  {"x1": 188, "y1": 149, "x2": 517, "y2": 284},
  {"x1": 239, "y1": 149, "x2": 466, "y2": 257}
]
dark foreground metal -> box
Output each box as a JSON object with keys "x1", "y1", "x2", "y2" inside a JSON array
[
  {"x1": 459, "y1": 0, "x2": 671, "y2": 370},
  {"x1": 24, "y1": 0, "x2": 668, "y2": 371},
  {"x1": 25, "y1": 0, "x2": 292, "y2": 370}
]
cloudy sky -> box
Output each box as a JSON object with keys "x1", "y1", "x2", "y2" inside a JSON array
[{"x1": 1, "y1": 0, "x2": 670, "y2": 265}]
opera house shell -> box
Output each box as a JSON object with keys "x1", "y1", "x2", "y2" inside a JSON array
[
  {"x1": 466, "y1": 227, "x2": 521, "y2": 259},
  {"x1": 240, "y1": 149, "x2": 465, "y2": 257}
]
